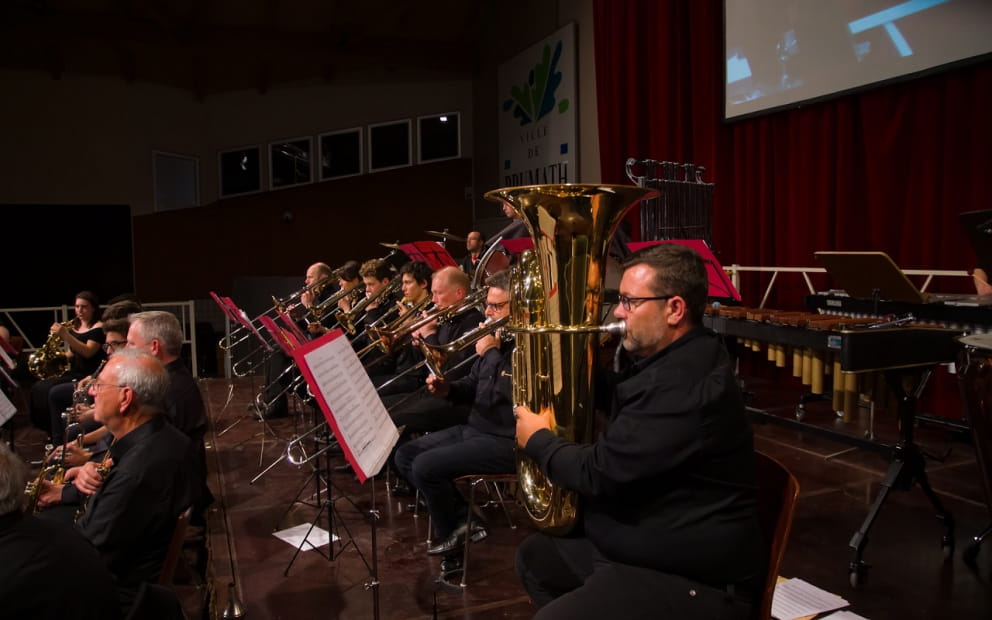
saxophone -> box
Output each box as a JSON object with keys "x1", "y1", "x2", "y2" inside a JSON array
[
  {"x1": 483, "y1": 184, "x2": 656, "y2": 535},
  {"x1": 28, "y1": 320, "x2": 74, "y2": 380}
]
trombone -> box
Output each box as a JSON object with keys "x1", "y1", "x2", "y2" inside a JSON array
[
  {"x1": 219, "y1": 275, "x2": 332, "y2": 351},
  {"x1": 285, "y1": 422, "x2": 336, "y2": 466},
  {"x1": 355, "y1": 296, "x2": 431, "y2": 360},
  {"x1": 419, "y1": 315, "x2": 510, "y2": 378},
  {"x1": 306, "y1": 283, "x2": 365, "y2": 325},
  {"x1": 338, "y1": 278, "x2": 402, "y2": 336}
]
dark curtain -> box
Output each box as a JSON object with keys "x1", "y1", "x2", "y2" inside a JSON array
[{"x1": 594, "y1": 0, "x2": 992, "y2": 309}]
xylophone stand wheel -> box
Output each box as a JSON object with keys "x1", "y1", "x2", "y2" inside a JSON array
[{"x1": 794, "y1": 404, "x2": 805, "y2": 421}]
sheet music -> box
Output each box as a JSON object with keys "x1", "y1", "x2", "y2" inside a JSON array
[
  {"x1": 0, "y1": 389, "x2": 16, "y2": 426},
  {"x1": 772, "y1": 578, "x2": 849, "y2": 620},
  {"x1": 298, "y1": 331, "x2": 398, "y2": 483}
]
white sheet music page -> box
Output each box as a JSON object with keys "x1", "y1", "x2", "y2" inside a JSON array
[
  {"x1": 298, "y1": 330, "x2": 398, "y2": 483},
  {"x1": 772, "y1": 578, "x2": 848, "y2": 620},
  {"x1": 0, "y1": 389, "x2": 16, "y2": 426}
]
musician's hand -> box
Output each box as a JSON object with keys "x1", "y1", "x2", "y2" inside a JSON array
[
  {"x1": 36, "y1": 480, "x2": 63, "y2": 509},
  {"x1": 308, "y1": 323, "x2": 327, "y2": 336},
  {"x1": 300, "y1": 290, "x2": 315, "y2": 309},
  {"x1": 515, "y1": 405, "x2": 552, "y2": 449},
  {"x1": 73, "y1": 404, "x2": 95, "y2": 422},
  {"x1": 50, "y1": 322, "x2": 68, "y2": 338},
  {"x1": 396, "y1": 300, "x2": 411, "y2": 316},
  {"x1": 72, "y1": 460, "x2": 112, "y2": 496},
  {"x1": 475, "y1": 323, "x2": 499, "y2": 357},
  {"x1": 426, "y1": 373, "x2": 450, "y2": 397},
  {"x1": 63, "y1": 444, "x2": 92, "y2": 468}
]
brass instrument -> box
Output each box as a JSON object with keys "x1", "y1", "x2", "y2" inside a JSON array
[
  {"x1": 23, "y1": 443, "x2": 69, "y2": 514},
  {"x1": 75, "y1": 441, "x2": 115, "y2": 523},
  {"x1": 361, "y1": 298, "x2": 433, "y2": 356},
  {"x1": 28, "y1": 320, "x2": 73, "y2": 380},
  {"x1": 356, "y1": 296, "x2": 431, "y2": 359},
  {"x1": 419, "y1": 315, "x2": 510, "y2": 378},
  {"x1": 484, "y1": 183, "x2": 655, "y2": 534},
  {"x1": 339, "y1": 277, "x2": 402, "y2": 335},
  {"x1": 365, "y1": 288, "x2": 486, "y2": 359},
  {"x1": 219, "y1": 275, "x2": 333, "y2": 350},
  {"x1": 308, "y1": 283, "x2": 366, "y2": 323}
]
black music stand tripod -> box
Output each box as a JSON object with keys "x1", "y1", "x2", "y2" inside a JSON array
[
  {"x1": 276, "y1": 422, "x2": 383, "y2": 619},
  {"x1": 847, "y1": 365, "x2": 955, "y2": 587}
]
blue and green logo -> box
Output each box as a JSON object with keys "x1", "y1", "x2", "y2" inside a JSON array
[{"x1": 503, "y1": 40, "x2": 570, "y2": 127}]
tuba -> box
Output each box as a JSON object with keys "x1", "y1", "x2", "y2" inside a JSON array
[
  {"x1": 484, "y1": 184, "x2": 656, "y2": 534},
  {"x1": 28, "y1": 320, "x2": 73, "y2": 380}
]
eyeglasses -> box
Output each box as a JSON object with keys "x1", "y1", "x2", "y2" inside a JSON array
[
  {"x1": 617, "y1": 294, "x2": 674, "y2": 312},
  {"x1": 485, "y1": 301, "x2": 510, "y2": 311},
  {"x1": 103, "y1": 340, "x2": 127, "y2": 353},
  {"x1": 91, "y1": 382, "x2": 125, "y2": 392}
]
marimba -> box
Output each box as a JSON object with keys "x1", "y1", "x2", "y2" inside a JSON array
[{"x1": 704, "y1": 305, "x2": 963, "y2": 586}]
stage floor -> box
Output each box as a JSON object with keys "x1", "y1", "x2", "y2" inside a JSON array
[{"x1": 9, "y1": 372, "x2": 992, "y2": 619}]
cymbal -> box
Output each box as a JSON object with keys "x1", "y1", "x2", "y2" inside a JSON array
[
  {"x1": 425, "y1": 230, "x2": 467, "y2": 243},
  {"x1": 380, "y1": 242, "x2": 403, "y2": 251}
]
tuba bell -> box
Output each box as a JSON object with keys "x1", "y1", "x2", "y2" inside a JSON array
[{"x1": 484, "y1": 183, "x2": 656, "y2": 535}]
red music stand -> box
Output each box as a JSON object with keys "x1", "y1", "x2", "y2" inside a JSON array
[
  {"x1": 399, "y1": 241, "x2": 457, "y2": 270},
  {"x1": 627, "y1": 239, "x2": 741, "y2": 302}
]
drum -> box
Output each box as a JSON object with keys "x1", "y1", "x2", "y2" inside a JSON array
[{"x1": 957, "y1": 333, "x2": 992, "y2": 513}]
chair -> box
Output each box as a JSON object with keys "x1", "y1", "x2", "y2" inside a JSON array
[
  {"x1": 753, "y1": 451, "x2": 800, "y2": 620},
  {"x1": 158, "y1": 506, "x2": 193, "y2": 586},
  {"x1": 456, "y1": 473, "x2": 518, "y2": 587}
]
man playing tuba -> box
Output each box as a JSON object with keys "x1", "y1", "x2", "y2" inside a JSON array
[{"x1": 514, "y1": 244, "x2": 762, "y2": 620}]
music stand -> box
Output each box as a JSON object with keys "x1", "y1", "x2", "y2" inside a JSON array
[
  {"x1": 627, "y1": 239, "x2": 741, "y2": 302},
  {"x1": 815, "y1": 251, "x2": 927, "y2": 310}
]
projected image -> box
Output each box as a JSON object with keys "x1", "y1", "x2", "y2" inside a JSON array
[{"x1": 726, "y1": 0, "x2": 992, "y2": 119}]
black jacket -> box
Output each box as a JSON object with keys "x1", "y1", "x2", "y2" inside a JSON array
[{"x1": 524, "y1": 327, "x2": 762, "y2": 588}]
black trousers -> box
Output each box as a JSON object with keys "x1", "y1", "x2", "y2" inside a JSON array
[{"x1": 516, "y1": 533, "x2": 754, "y2": 620}]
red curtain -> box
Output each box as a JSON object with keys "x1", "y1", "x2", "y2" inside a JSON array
[{"x1": 594, "y1": 0, "x2": 992, "y2": 309}]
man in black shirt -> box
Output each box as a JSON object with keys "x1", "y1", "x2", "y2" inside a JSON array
[
  {"x1": 127, "y1": 310, "x2": 212, "y2": 516},
  {"x1": 394, "y1": 270, "x2": 514, "y2": 582},
  {"x1": 72, "y1": 348, "x2": 193, "y2": 614},
  {"x1": 514, "y1": 243, "x2": 761, "y2": 620}
]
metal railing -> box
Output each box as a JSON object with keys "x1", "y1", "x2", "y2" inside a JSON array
[
  {"x1": 724, "y1": 265, "x2": 972, "y2": 309},
  {"x1": 1, "y1": 300, "x2": 200, "y2": 378}
]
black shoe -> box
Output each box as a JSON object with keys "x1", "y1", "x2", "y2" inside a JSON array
[
  {"x1": 390, "y1": 478, "x2": 413, "y2": 497},
  {"x1": 426, "y1": 521, "x2": 487, "y2": 556}
]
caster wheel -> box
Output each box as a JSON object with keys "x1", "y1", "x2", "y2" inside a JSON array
[{"x1": 795, "y1": 405, "x2": 805, "y2": 421}]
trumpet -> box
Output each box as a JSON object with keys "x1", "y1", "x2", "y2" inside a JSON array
[
  {"x1": 419, "y1": 315, "x2": 510, "y2": 378},
  {"x1": 338, "y1": 278, "x2": 402, "y2": 335},
  {"x1": 24, "y1": 444, "x2": 68, "y2": 514}
]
